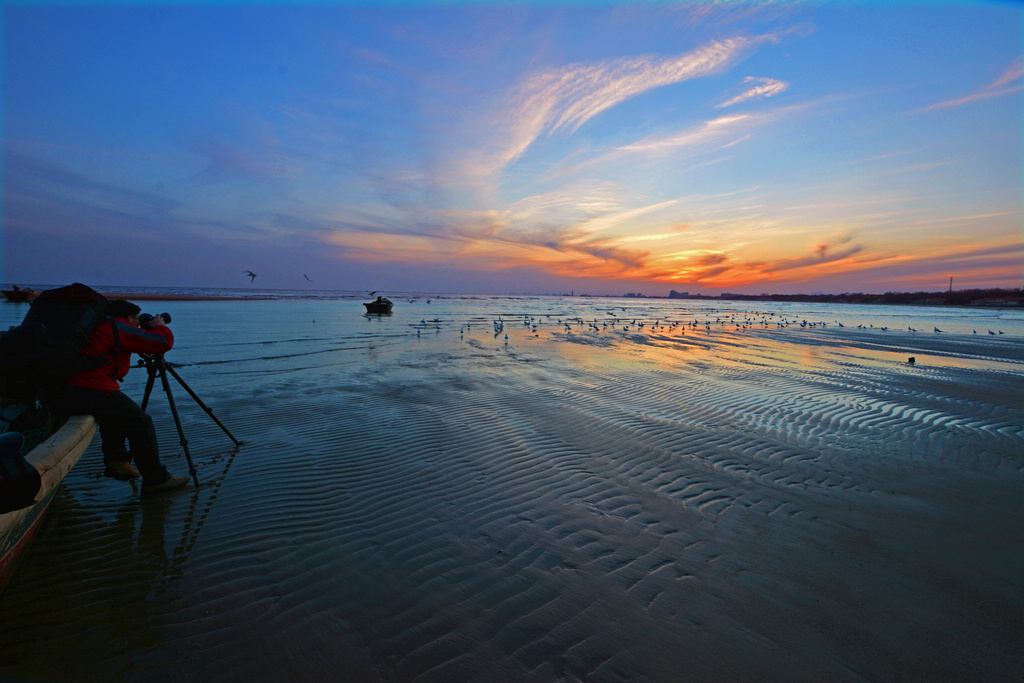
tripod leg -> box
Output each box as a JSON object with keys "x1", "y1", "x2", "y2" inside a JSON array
[
  {"x1": 140, "y1": 365, "x2": 158, "y2": 412},
  {"x1": 164, "y1": 364, "x2": 241, "y2": 446},
  {"x1": 159, "y1": 368, "x2": 200, "y2": 488}
]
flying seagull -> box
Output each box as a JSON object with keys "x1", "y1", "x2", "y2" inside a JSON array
[
  {"x1": 244, "y1": 270, "x2": 257, "y2": 283},
  {"x1": 303, "y1": 274, "x2": 313, "y2": 282}
]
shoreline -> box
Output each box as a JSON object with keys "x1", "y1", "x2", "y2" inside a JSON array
[
  {"x1": 99, "y1": 292, "x2": 277, "y2": 301},
  {"x1": 108, "y1": 291, "x2": 1024, "y2": 307}
]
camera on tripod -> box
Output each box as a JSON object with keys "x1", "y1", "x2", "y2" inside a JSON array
[
  {"x1": 136, "y1": 338, "x2": 242, "y2": 488},
  {"x1": 138, "y1": 312, "x2": 172, "y2": 330}
]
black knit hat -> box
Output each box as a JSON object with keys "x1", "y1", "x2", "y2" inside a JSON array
[{"x1": 106, "y1": 299, "x2": 141, "y2": 318}]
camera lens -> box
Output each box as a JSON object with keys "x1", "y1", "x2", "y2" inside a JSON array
[{"x1": 138, "y1": 312, "x2": 171, "y2": 328}]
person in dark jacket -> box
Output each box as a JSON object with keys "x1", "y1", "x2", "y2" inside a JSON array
[{"x1": 45, "y1": 299, "x2": 189, "y2": 495}]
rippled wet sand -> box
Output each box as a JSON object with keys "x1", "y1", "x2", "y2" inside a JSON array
[{"x1": 1, "y1": 299, "x2": 1022, "y2": 681}]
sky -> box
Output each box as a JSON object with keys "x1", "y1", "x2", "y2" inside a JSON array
[{"x1": 2, "y1": 1, "x2": 1022, "y2": 296}]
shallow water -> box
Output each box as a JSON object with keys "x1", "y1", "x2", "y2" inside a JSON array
[{"x1": 0, "y1": 295, "x2": 1022, "y2": 681}]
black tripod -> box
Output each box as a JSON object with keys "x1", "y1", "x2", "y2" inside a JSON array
[{"x1": 140, "y1": 354, "x2": 240, "y2": 488}]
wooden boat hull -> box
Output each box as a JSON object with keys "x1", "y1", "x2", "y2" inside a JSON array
[
  {"x1": 0, "y1": 415, "x2": 96, "y2": 588},
  {"x1": 363, "y1": 300, "x2": 393, "y2": 314}
]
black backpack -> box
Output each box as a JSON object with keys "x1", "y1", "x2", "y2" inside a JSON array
[{"x1": 0, "y1": 283, "x2": 115, "y2": 402}]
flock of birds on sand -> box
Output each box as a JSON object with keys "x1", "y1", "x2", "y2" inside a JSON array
[
  {"x1": 399, "y1": 309, "x2": 1008, "y2": 342},
  {"x1": 240, "y1": 269, "x2": 1010, "y2": 340}
]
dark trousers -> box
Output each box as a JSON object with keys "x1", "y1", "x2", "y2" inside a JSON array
[{"x1": 45, "y1": 385, "x2": 170, "y2": 484}]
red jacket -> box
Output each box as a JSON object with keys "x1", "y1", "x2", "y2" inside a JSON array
[{"x1": 67, "y1": 317, "x2": 174, "y2": 392}]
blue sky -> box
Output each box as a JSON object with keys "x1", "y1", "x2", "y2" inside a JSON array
[{"x1": 3, "y1": 1, "x2": 1021, "y2": 295}]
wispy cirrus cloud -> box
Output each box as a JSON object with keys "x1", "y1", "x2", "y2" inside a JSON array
[
  {"x1": 321, "y1": 206, "x2": 654, "y2": 278},
  {"x1": 496, "y1": 32, "x2": 785, "y2": 170},
  {"x1": 616, "y1": 113, "x2": 754, "y2": 155},
  {"x1": 989, "y1": 57, "x2": 1024, "y2": 89},
  {"x1": 716, "y1": 76, "x2": 789, "y2": 108},
  {"x1": 551, "y1": 93, "x2": 829, "y2": 180},
  {"x1": 5, "y1": 149, "x2": 182, "y2": 229},
  {"x1": 541, "y1": 112, "x2": 761, "y2": 181},
  {"x1": 916, "y1": 57, "x2": 1023, "y2": 112}
]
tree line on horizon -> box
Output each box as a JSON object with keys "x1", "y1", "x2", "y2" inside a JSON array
[{"x1": 667, "y1": 287, "x2": 1023, "y2": 306}]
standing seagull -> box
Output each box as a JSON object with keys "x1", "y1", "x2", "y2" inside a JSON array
[{"x1": 244, "y1": 270, "x2": 257, "y2": 283}]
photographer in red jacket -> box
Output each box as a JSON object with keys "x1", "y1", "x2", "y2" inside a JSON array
[{"x1": 45, "y1": 299, "x2": 189, "y2": 495}]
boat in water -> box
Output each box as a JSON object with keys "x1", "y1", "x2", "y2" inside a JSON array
[
  {"x1": 2, "y1": 287, "x2": 38, "y2": 303},
  {"x1": 364, "y1": 296, "x2": 393, "y2": 314},
  {"x1": 0, "y1": 414, "x2": 96, "y2": 588}
]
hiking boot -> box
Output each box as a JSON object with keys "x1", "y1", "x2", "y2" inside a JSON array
[
  {"x1": 142, "y1": 474, "x2": 190, "y2": 496},
  {"x1": 104, "y1": 461, "x2": 141, "y2": 480}
]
